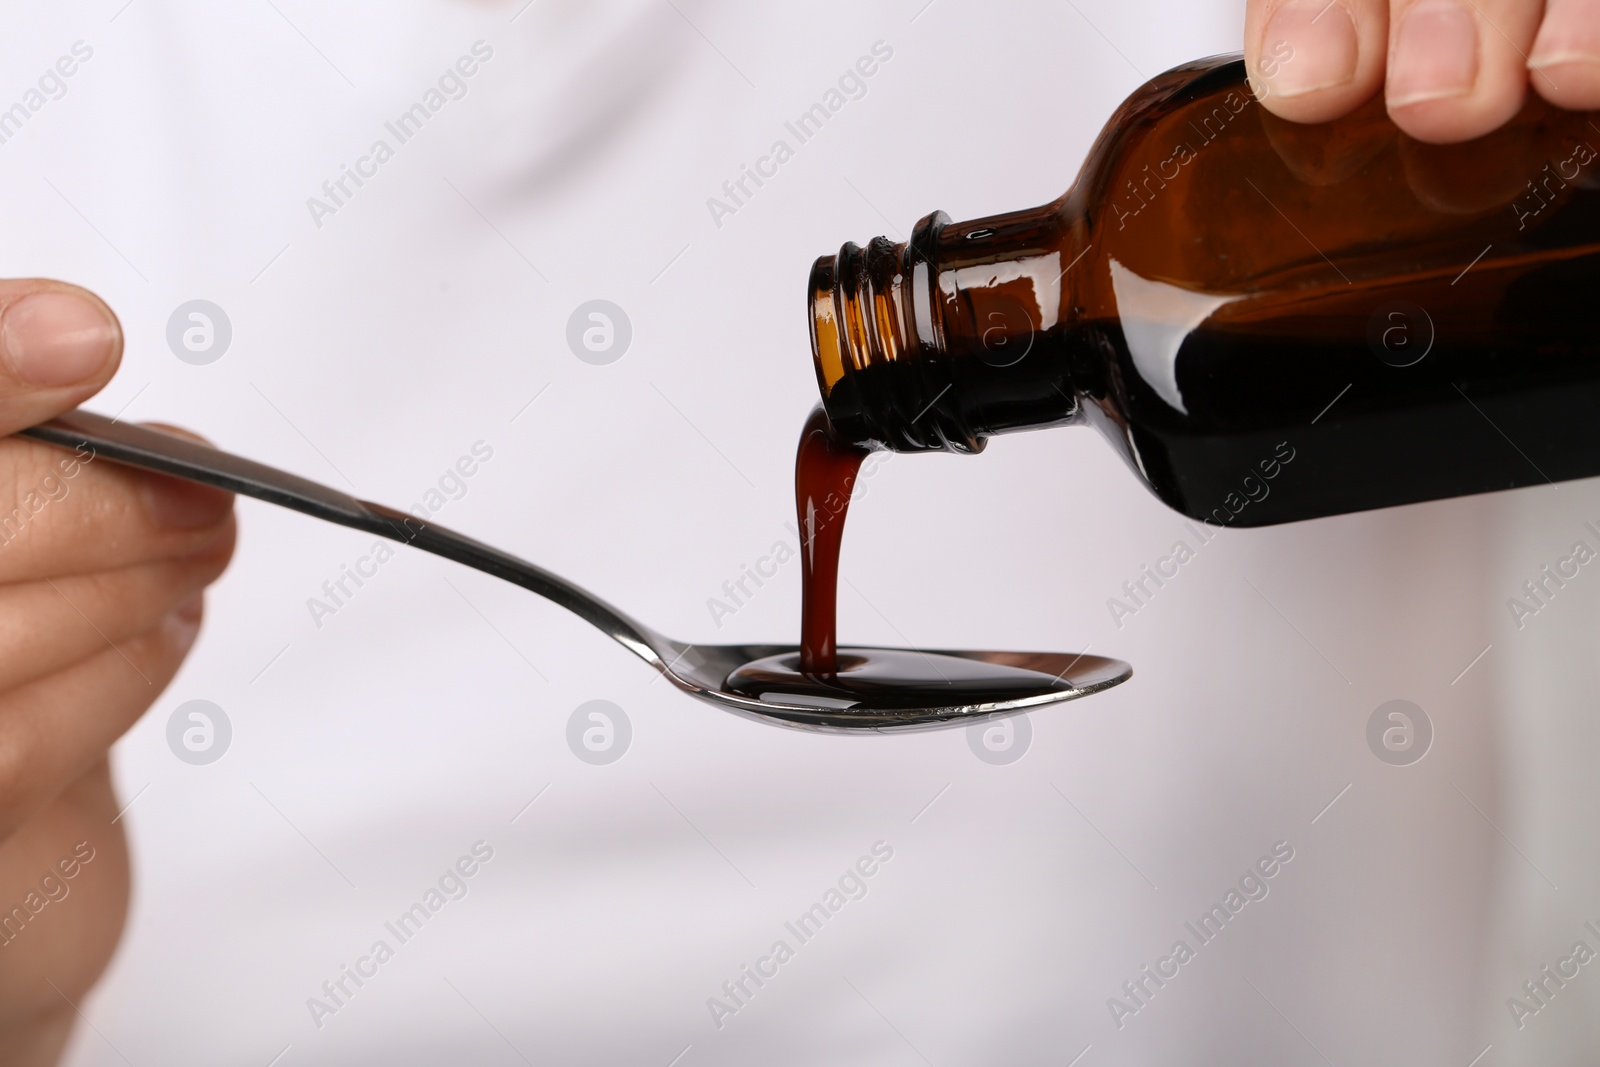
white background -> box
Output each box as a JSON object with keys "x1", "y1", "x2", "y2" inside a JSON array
[{"x1": 1, "y1": 1, "x2": 1598, "y2": 1064}]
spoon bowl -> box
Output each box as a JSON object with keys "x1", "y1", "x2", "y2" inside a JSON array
[
  {"x1": 650, "y1": 641, "x2": 1128, "y2": 730},
  {"x1": 22, "y1": 410, "x2": 1130, "y2": 732}
]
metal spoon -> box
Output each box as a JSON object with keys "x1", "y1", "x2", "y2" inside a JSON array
[{"x1": 21, "y1": 410, "x2": 1130, "y2": 732}]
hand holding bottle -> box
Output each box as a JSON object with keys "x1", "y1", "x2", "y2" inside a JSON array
[
  {"x1": 1246, "y1": 0, "x2": 1600, "y2": 142},
  {"x1": 0, "y1": 282, "x2": 235, "y2": 1066}
]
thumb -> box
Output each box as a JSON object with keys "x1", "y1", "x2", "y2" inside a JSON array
[{"x1": 0, "y1": 279, "x2": 122, "y2": 436}]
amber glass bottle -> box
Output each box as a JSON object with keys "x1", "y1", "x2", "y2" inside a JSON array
[{"x1": 808, "y1": 54, "x2": 1600, "y2": 526}]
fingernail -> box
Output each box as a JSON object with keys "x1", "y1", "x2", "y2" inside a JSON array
[
  {"x1": 1389, "y1": 0, "x2": 1480, "y2": 107},
  {"x1": 1528, "y1": 49, "x2": 1600, "y2": 71},
  {"x1": 166, "y1": 593, "x2": 204, "y2": 651},
  {"x1": 1259, "y1": 0, "x2": 1360, "y2": 98},
  {"x1": 0, "y1": 291, "x2": 120, "y2": 387},
  {"x1": 140, "y1": 472, "x2": 234, "y2": 530},
  {"x1": 1529, "y1": 15, "x2": 1600, "y2": 71},
  {"x1": 174, "y1": 591, "x2": 204, "y2": 623}
]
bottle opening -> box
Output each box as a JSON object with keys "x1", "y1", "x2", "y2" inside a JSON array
[{"x1": 806, "y1": 212, "x2": 982, "y2": 453}]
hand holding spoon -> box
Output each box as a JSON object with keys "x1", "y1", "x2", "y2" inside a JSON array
[{"x1": 21, "y1": 410, "x2": 1128, "y2": 732}]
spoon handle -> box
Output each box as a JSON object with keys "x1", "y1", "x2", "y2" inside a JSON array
[{"x1": 20, "y1": 409, "x2": 668, "y2": 668}]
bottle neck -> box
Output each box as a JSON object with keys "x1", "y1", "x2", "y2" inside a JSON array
[{"x1": 809, "y1": 205, "x2": 1088, "y2": 452}]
